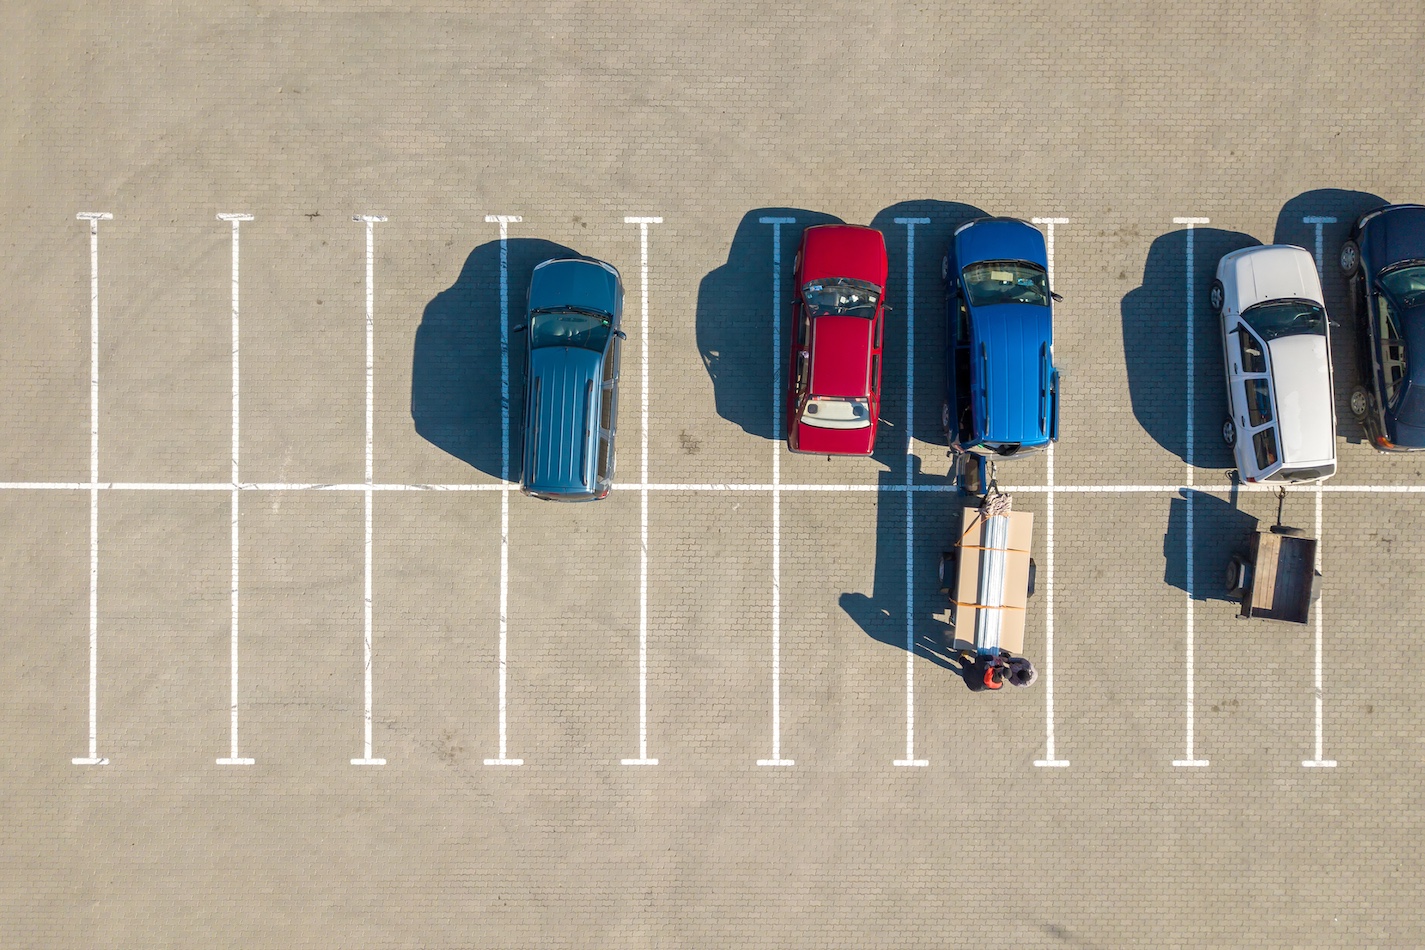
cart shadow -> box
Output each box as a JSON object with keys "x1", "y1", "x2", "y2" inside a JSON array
[
  {"x1": 1122, "y1": 227, "x2": 1259, "y2": 467},
  {"x1": 412, "y1": 238, "x2": 578, "y2": 479},
  {"x1": 696, "y1": 208, "x2": 843, "y2": 442},
  {"x1": 838, "y1": 457, "x2": 966, "y2": 677},
  {"x1": 1273, "y1": 188, "x2": 1388, "y2": 446},
  {"x1": 1163, "y1": 486, "x2": 1259, "y2": 601}
]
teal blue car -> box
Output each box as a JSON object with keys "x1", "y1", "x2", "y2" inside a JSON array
[{"x1": 517, "y1": 258, "x2": 625, "y2": 501}]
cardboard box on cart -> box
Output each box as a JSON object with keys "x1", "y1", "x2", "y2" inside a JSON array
[{"x1": 950, "y1": 502, "x2": 1033, "y2": 656}]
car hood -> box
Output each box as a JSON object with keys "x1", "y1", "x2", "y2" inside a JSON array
[
  {"x1": 1363, "y1": 205, "x2": 1425, "y2": 273},
  {"x1": 809, "y1": 315, "x2": 873, "y2": 397},
  {"x1": 954, "y1": 218, "x2": 1047, "y2": 270},
  {"x1": 800, "y1": 225, "x2": 889, "y2": 287},
  {"x1": 1224, "y1": 245, "x2": 1324, "y2": 310},
  {"x1": 969, "y1": 302, "x2": 1054, "y2": 445},
  {"x1": 523, "y1": 346, "x2": 603, "y2": 495},
  {"x1": 1265, "y1": 334, "x2": 1336, "y2": 465},
  {"x1": 528, "y1": 259, "x2": 622, "y2": 318}
]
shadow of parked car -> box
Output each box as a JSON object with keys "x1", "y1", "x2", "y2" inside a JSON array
[
  {"x1": 412, "y1": 238, "x2": 577, "y2": 480},
  {"x1": 1121, "y1": 227, "x2": 1259, "y2": 467},
  {"x1": 696, "y1": 208, "x2": 842, "y2": 441}
]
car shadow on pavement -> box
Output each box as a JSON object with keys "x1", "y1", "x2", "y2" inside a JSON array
[
  {"x1": 1274, "y1": 188, "x2": 1387, "y2": 446},
  {"x1": 412, "y1": 238, "x2": 577, "y2": 480},
  {"x1": 839, "y1": 457, "x2": 966, "y2": 679},
  {"x1": 1122, "y1": 227, "x2": 1259, "y2": 468},
  {"x1": 696, "y1": 208, "x2": 842, "y2": 441},
  {"x1": 868, "y1": 200, "x2": 988, "y2": 455},
  {"x1": 1162, "y1": 486, "x2": 1259, "y2": 601}
]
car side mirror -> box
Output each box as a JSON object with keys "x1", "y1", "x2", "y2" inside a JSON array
[
  {"x1": 614, "y1": 329, "x2": 627, "y2": 340},
  {"x1": 1329, "y1": 320, "x2": 1341, "y2": 329},
  {"x1": 1050, "y1": 291, "x2": 1064, "y2": 302},
  {"x1": 512, "y1": 323, "x2": 527, "y2": 333}
]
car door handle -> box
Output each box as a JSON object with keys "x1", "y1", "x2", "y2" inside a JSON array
[{"x1": 1240, "y1": 416, "x2": 1247, "y2": 427}]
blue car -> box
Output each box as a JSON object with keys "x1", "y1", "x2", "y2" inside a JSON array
[
  {"x1": 518, "y1": 258, "x2": 625, "y2": 500},
  {"x1": 1340, "y1": 204, "x2": 1425, "y2": 450},
  {"x1": 941, "y1": 217, "x2": 1061, "y2": 459}
]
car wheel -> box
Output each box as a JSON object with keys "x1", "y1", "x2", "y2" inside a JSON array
[
  {"x1": 1222, "y1": 419, "x2": 1236, "y2": 446},
  {"x1": 1339, "y1": 240, "x2": 1360, "y2": 277},
  {"x1": 1208, "y1": 280, "x2": 1224, "y2": 313},
  {"x1": 1349, "y1": 385, "x2": 1369, "y2": 419},
  {"x1": 941, "y1": 399, "x2": 951, "y2": 436},
  {"x1": 941, "y1": 255, "x2": 949, "y2": 285}
]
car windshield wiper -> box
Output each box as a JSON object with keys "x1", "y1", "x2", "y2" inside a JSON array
[{"x1": 532, "y1": 305, "x2": 609, "y2": 319}]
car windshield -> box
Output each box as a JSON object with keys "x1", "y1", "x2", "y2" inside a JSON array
[
  {"x1": 529, "y1": 308, "x2": 613, "y2": 350},
  {"x1": 1240, "y1": 300, "x2": 1326, "y2": 342},
  {"x1": 961, "y1": 261, "x2": 1050, "y2": 308},
  {"x1": 1379, "y1": 263, "x2": 1425, "y2": 310},
  {"x1": 802, "y1": 278, "x2": 880, "y2": 317}
]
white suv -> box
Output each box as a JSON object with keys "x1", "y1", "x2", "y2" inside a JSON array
[{"x1": 1210, "y1": 245, "x2": 1337, "y2": 484}]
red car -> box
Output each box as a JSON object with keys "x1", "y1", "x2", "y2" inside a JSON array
[{"x1": 786, "y1": 224, "x2": 889, "y2": 455}]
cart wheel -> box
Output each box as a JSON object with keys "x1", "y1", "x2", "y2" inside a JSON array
[
  {"x1": 1026, "y1": 557, "x2": 1037, "y2": 598},
  {"x1": 1310, "y1": 570, "x2": 1323, "y2": 605},
  {"x1": 1269, "y1": 524, "x2": 1304, "y2": 536},
  {"x1": 938, "y1": 551, "x2": 956, "y2": 593},
  {"x1": 1225, "y1": 558, "x2": 1245, "y2": 600}
]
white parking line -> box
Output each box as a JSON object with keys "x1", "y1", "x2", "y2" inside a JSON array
[
  {"x1": 352, "y1": 216, "x2": 387, "y2": 766},
  {"x1": 1302, "y1": 218, "x2": 1338, "y2": 769},
  {"x1": 484, "y1": 215, "x2": 524, "y2": 767},
  {"x1": 1032, "y1": 217, "x2": 1071, "y2": 769},
  {"x1": 893, "y1": 217, "x2": 929, "y2": 768},
  {"x1": 216, "y1": 213, "x2": 255, "y2": 766},
  {"x1": 758, "y1": 215, "x2": 795, "y2": 768},
  {"x1": 623, "y1": 216, "x2": 662, "y2": 767},
  {"x1": 1172, "y1": 216, "x2": 1210, "y2": 768},
  {"x1": 73, "y1": 212, "x2": 112, "y2": 767}
]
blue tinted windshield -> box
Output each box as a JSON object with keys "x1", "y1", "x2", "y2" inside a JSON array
[{"x1": 529, "y1": 309, "x2": 612, "y2": 350}]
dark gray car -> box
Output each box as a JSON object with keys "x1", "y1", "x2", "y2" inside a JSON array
[{"x1": 518, "y1": 258, "x2": 625, "y2": 500}]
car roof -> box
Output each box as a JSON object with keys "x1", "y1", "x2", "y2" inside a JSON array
[
  {"x1": 809, "y1": 314, "x2": 872, "y2": 397},
  {"x1": 523, "y1": 346, "x2": 603, "y2": 496},
  {"x1": 970, "y1": 303, "x2": 1054, "y2": 445},
  {"x1": 954, "y1": 217, "x2": 1047, "y2": 270},
  {"x1": 1264, "y1": 334, "x2": 1336, "y2": 466},
  {"x1": 800, "y1": 225, "x2": 888, "y2": 287},
  {"x1": 1221, "y1": 245, "x2": 1323, "y2": 310}
]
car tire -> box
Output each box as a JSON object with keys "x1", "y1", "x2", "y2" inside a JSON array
[
  {"x1": 941, "y1": 399, "x2": 951, "y2": 436},
  {"x1": 1222, "y1": 419, "x2": 1236, "y2": 446},
  {"x1": 1350, "y1": 385, "x2": 1370, "y2": 419},
  {"x1": 1339, "y1": 240, "x2": 1360, "y2": 277},
  {"x1": 941, "y1": 254, "x2": 950, "y2": 285},
  {"x1": 1208, "y1": 279, "x2": 1225, "y2": 313}
]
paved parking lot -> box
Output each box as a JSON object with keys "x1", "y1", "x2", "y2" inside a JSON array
[{"x1": 3, "y1": 3, "x2": 1423, "y2": 947}]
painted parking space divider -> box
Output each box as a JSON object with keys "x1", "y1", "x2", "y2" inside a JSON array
[
  {"x1": 757, "y1": 216, "x2": 795, "y2": 768},
  {"x1": 73, "y1": 212, "x2": 113, "y2": 767},
  {"x1": 893, "y1": 217, "x2": 929, "y2": 768},
  {"x1": 484, "y1": 215, "x2": 524, "y2": 767},
  {"x1": 1172, "y1": 216, "x2": 1210, "y2": 769},
  {"x1": 352, "y1": 215, "x2": 388, "y2": 767},
  {"x1": 216, "y1": 213, "x2": 256, "y2": 766},
  {"x1": 1031, "y1": 217, "x2": 1071, "y2": 769},
  {"x1": 622, "y1": 216, "x2": 662, "y2": 767}
]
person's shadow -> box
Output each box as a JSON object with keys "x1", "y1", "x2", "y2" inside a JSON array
[
  {"x1": 1121, "y1": 227, "x2": 1259, "y2": 467},
  {"x1": 837, "y1": 200, "x2": 991, "y2": 683},
  {"x1": 695, "y1": 208, "x2": 843, "y2": 441},
  {"x1": 1273, "y1": 188, "x2": 1387, "y2": 445},
  {"x1": 411, "y1": 238, "x2": 577, "y2": 480}
]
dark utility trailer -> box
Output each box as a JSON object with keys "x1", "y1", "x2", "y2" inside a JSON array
[{"x1": 1226, "y1": 523, "x2": 1321, "y2": 624}]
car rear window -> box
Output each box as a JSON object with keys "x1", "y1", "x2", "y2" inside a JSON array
[{"x1": 1253, "y1": 428, "x2": 1279, "y2": 470}]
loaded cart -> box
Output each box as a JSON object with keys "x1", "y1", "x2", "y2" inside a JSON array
[
  {"x1": 1226, "y1": 518, "x2": 1322, "y2": 624},
  {"x1": 938, "y1": 487, "x2": 1039, "y2": 691}
]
